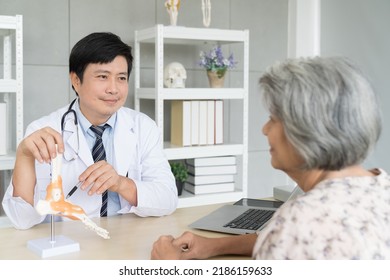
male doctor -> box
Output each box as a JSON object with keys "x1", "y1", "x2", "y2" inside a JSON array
[{"x1": 2, "y1": 32, "x2": 178, "y2": 229}]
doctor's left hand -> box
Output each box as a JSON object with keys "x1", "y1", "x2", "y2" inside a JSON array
[{"x1": 78, "y1": 161, "x2": 138, "y2": 205}]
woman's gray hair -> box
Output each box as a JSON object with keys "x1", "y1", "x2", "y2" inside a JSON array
[{"x1": 260, "y1": 56, "x2": 382, "y2": 170}]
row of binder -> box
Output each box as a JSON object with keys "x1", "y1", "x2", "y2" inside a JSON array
[{"x1": 171, "y1": 100, "x2": 223, "y2": 147}]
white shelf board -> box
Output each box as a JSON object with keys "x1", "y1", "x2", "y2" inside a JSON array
[
  {"x1": 178, "y1": 190, "x2": 244, "y2": 208},
  {"x1": 0, "y1": 15, "x2": 18, "y2": 30},
  {"x1": 164, "y1": 143, "x2": 244, "y2": 160},
  {"x1": 0, "y1": 79, "x2": 17, "y2": 93},
  {"x1": 0, "y1": 152, "x2": 16, "y2": 170},
  {"x1": 136, "y1": 88, "x2": 245, "y2": 100},
  {"x1": 136, "y1": 25, "x2": 247, "y2": 45}
]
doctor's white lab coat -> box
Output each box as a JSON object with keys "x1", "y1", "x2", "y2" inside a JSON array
[{"x1": 2, "y1": 104, "x2": 178, "y2": 229}]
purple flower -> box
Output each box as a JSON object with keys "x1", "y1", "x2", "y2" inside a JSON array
[{"x1": 199, "y1": 45, "x2": 237, "y2": 73}]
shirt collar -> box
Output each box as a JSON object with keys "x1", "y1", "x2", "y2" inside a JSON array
[{"x1": 73, "y1": 98, "x2": 117, "y2": 136}]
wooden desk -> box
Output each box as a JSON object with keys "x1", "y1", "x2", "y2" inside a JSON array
[{"x1": 0, "y1": 203, "x2": 249, "y2": 260}]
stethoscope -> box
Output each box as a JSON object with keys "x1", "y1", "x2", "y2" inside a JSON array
[
  {"x1": 61, "y1": 98, "x2": 79, "y2": 161},
  {"x1": 61, "y1": 98, "x2": 78, "y2": 131}
]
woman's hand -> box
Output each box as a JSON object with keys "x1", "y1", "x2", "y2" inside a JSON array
[
  {"x1": 151, "y1": 235, "x2": 183, "y2": 260},
  {"x1": 151, "y1": 231, "x2": 257, "y2": 260},
  {"x1": 151, "y1": 231, "x2": 216, "y2": 260}
]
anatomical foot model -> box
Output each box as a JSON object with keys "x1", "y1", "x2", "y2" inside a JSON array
[{"x1": 35, "y1": 152, "x2": 110, "y2": 239}]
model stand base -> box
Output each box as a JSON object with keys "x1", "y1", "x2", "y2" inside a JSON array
[{"x1": 27, "y1": 235, "x2": 80, "y2": 258}]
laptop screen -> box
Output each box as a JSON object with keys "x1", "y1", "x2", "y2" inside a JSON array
[{"x1": 234, "y1": 198, "x2": 284, "y2": 208}]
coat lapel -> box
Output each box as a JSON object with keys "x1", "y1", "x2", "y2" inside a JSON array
[
  {"x1": 63, "y1": 108, "x2": 135, "y2": 172},
  {"x1": 63, "y1": 119, "x2": 93, "y2": 167},
  {"x1": 113, "y1": 110, "x2": 136, "y2": 176}
]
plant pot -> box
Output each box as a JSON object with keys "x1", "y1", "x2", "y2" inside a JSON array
[
  {"x1": 207, "y1": 69, "x2": 226, "y2": 88},
  {"x1": 176, "y1": 179, "x2": 184, "y2": 196}
]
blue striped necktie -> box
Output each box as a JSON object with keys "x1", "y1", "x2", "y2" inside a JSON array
[{"x1": 90, "y1": 124, "x2": 109, "y2": 217}]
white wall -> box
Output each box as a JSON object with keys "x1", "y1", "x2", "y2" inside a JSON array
[{"x1": 321, "y1": 0, "x2": 390, "y2": 171}]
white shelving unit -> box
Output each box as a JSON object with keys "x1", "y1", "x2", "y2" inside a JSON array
[
  {"x1": 0, "y1": 15, "x2": 23, "y2": 169},
  {"x1": 134, "y1": 25, "x2": 249, "y2": 208},
  {"x1": 0, "y1": 15, "x2": 23, "y2": 226}
]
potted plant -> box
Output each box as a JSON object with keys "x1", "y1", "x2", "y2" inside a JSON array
[
  {"x1": 198, "y1": 45, "x2": 237, "y2": 87},
  {"x1": 170, "y1": 162, "x2": 188, "y2": 196}
]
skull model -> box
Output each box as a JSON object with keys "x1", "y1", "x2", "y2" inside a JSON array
[{"x1": 164, "y1": 62, "x2": 187, "y2": 88}]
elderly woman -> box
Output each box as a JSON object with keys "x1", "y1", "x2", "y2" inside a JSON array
[{"x1": 151, "y1": 56, "x2": 390, "y2": 260}]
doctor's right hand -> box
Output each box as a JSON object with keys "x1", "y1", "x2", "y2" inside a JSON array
[{"x1": 18, "y1": 126, "x2": 64, "y2": 164}]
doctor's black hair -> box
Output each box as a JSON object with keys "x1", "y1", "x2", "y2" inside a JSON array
[{"x1": 69, "y1": 32, "x2": 133, "y2": 86}]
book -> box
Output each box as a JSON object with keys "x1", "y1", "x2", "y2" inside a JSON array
[
  {"x1": 0, "y1": 103, "x2": 6, "y2": 155},
  {"x1": 198, "y1": 100, "x2": 208, "y2": 145},
  {"x1": 171, "y1": 100, "x2": 191, "y2": 146},
  {"x1": 214, "y1": 100, "x2": 223, "y2": 144},
  {"x1": 191, "y1": 100, "x2": 200, "y2": 145},
  {"x1": 206, "y1": 100, "x2": 215, "y2": 145},
  {"x1": 186, "y1": 173, "x2": 234, "y2": 185},
  {"x1": 187, "y1": 164, "x2": 237, "y2": 175},
  {"x1": 184, "y1": 181, "x2": 235, "y2": 194},
  {"x1": 185, "y1": 156, "x2": 236, "y2": 167}
]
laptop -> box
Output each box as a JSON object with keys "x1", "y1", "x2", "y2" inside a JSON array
[{"x1": 189, "y1": 186, "x2": 303, "y2": 235}]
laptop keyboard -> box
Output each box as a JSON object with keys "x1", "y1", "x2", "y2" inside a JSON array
[{"x1": 223, "y1": 208, "x2": 274, "y2": 231}]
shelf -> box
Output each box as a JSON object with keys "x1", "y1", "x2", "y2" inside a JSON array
[
  {"x1": 1, "y1": 15, "x2": 23, "y2": 220},
  {"x1": 0, "y1": 15, "x2": 18, "y2": 29},
  {"x1": 0, "y1": 79, "x2": 17, "y2": 92},
  {"x1": 134, "y1": 25, "x2": 249, "y2": 207},
  {"x1": 164, "y1": 143, "x2": 244, "y2": 160},
  {"x1": 136, "y1": 25, "x2": 247, "y2": 45},
  {"x1": 136, "y1": 88, "x2": 245, "y2": 100},
  {"x1": 0, "y1": 152, "x2": 16, "y2": 170}
]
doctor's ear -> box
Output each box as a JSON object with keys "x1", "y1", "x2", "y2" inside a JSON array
[
  {"x1": 70, "y1": 72, "x2": 81, "y2": 87},
  {"x1": 70, "y1": 72, "x2": 81, "y2": 95}
]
